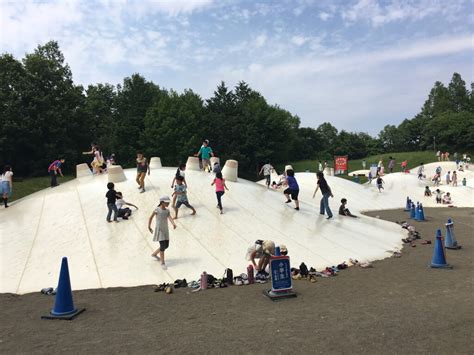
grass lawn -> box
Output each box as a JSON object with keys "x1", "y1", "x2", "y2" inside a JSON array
[
  {"x1": 9, "y1": 175, "x2": 75, "y2": 202},
  {"x1": 274, "y1": 151, "x2": 440, "y2": 184},
  {"x1": 281, "y1": 151, "x2": 438, "y2": 174}
]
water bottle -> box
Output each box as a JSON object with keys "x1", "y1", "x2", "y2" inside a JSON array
[
  {"x1": 247, "y1": 265, "x2": 254, "y2": 284},
  {"x1": 200, "y1": 271, "x2": 207, "y2": 290}
]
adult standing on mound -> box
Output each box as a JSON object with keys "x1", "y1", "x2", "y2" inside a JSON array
[
  {"x1": 1, "y1": 165, "x2": 13, "y2": 208},
  {"x1": 388, "y1": 157, "x2": 395, "y2": 173},
  {"x1": 259, "y1": 161, "x2": 274, "y2": 188},
  {"x1": 195, "y1": 139, "x2": 214, "y2": 172},
  {"x1": 47, "y1": 158, "x2": 65, "y2": 187},
  {"x1": 136, "y1": 152, "x2": 150, "y2": 193},
  {"x1": 313, "y1": 172, "x2": 334, "y2": 219}
]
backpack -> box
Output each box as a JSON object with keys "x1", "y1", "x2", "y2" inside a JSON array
[
  {"x1": 299, "y1": 263, "x2": 309, "y2": 277},
  {"x1": 224, "y1": 268, "x2": 233, "y2": 285}
]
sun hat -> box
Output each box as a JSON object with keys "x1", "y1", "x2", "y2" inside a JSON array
[
  {"x1": 159, "y1": 195, "x2": 171, "y2": 203},
  {"x1": 280, "y1": 244, "x2": 288, "y2": 255},
  {"x1": 262, "y1": 240, "x2": 275, "y2": 255}
]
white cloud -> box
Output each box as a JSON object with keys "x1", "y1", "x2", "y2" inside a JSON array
[
  {"x1": 253, "y1": 34, "x2": 268, "y2": 48},
  {"x1": 199, "y1": 34, "x2": 473, "y2": 133},
  {"x1": 341, "y1": 0, "x2": 467, "y2": 27},
  {"x1": 319, "y1": 12, "x2": 331, "y2": 21},
  {"x1": 291, "y1": 35, "x2": 309, "y2": 46},
  {"x1": 0, "y1": 0, "x2": 471, "y2": 134}
]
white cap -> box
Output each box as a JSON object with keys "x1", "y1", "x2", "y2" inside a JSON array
[{"x1": 159, "y1": 195, "x2": 171, "y2": 203}]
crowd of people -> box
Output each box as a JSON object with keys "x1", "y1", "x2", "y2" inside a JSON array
[{"x1": 1, "y1": 143, "x2": 471, "y2": 272}]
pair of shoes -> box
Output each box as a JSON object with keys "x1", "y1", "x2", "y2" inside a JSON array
[
  {"x1": 240, "y1": 273, "x2": 250, "y2": 285},
  {"x1": 255, "y1": 271, "x2": 267, "y2": 283},
  {"x1": 234, "y1": 276, "x2": 243, "y2": 286},
  {"x1": 40, "y1": 287, "x2": 56, "y2": 295},
  {"x1": 187, "y1": 280, "x2": 200, "y2": 289},
  {"x1": 173, "y1": 279, "x2": 187, "y2": 288},
  {"x1": 337, "y1": 262, "x2": 348, "y2": 270},
  {"x1": 214, "y1": 278, "x2": 228, "y2": 288},
  {"x1": 153, "y1": 283, "x2": 167, "y2": 292}
]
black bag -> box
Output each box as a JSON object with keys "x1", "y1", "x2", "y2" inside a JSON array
[
  {"x1": 224, "y1": 268, "x2": 233, "y2": 285},
  {"x1": 299, "y1": 263, "x2": 309, "y2": 277},
  {"x1": 207, "y1": 274, "x2": 216, "y2": 285}
]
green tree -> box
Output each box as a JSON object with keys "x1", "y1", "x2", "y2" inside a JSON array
[
  {"x1": 114, "y1": 74, "x2": 163, "y2": 166},
  {"x1": 84, "y1": 83, "x2": 117, "y2": 156},
  {"x1": 18, "y1": 41, "x2": 86, "y2": 175},
  {"x1": 142, "y1": 89, "x2": 204, "y2": 165},
  {"x1": 0, "y1": 54, "x2": 27, "y2": 171},
  {"x1": 448, "y1": 73, "x2": 469, "y2": 112},
  {"x1": 315, "y1": 122, "x2": 338, "y2": 154},
  {"x1": 421, "y1": 81, "x2": 451, "y2": 119}
]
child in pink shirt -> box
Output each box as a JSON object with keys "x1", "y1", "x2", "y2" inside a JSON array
[{"x1": 211, "y1": 172, "x2": 229, "y2": 214}]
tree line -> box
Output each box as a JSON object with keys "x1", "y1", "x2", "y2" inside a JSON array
[{"x1": 1, "y1": 41, "x2": 473, "y2": 178}]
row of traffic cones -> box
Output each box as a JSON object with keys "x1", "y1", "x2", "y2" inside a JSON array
[{"x1": 405, "y1": 197, "x2": 426, "y2": 221}]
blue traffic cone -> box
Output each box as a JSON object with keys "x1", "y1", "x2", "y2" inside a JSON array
[
  {"x1": 430, "y1": 229, "x2": 452, "y2": 269},
  {"x1": 404, "y1": 197, "x2": 411, "y2": 211},
  {"x1": 42, "y1": 257, "x2": 85, "y2": 320},
  {"x1": 418, "y1": 204, "x2": 425, "y2": 221},
  {"x1": 410, "y1": 203, "x2": 416, "y2": 219},
  {"x1": 414, "y1": 204, "x2": 421, "y2": 221},
  {"x1": 445, "y1": 218, "x2": 461, "y2": 249}
]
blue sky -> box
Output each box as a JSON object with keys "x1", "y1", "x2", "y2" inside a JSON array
[{"x1": 1, "y1": 0, "x2": 473, "y2": 135}]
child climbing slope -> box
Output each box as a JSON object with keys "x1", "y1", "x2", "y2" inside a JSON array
[{"x1": 148, "y1": 196, "x2": 176, "y2": 269}]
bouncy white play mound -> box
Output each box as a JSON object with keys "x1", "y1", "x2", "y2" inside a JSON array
[{"x1": 7, "y1": 162, "x2": 469, "y2": 294}]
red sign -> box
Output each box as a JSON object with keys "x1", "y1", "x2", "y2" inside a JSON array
[{"x1": 334, "y1": 156, "x2": 348, "y2": 172}]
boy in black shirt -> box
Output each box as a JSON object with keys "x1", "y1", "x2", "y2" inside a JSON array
[
  {"x1": 339, "y1": 198, "x2": 357, "y2": 218},
  {"x1": 106, "y1": 182, "x2": 119, "y2": 223}
]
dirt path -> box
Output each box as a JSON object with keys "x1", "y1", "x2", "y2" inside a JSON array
[{"x1": 1, "y1": 208, "x2": 473, "y2": 354}]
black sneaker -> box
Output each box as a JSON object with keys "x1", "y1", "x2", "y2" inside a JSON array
[{"x1": 285, "y1": 200, "x2": 292, "y2": 203}]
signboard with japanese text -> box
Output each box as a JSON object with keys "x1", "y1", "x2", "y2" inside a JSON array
[
  {"x1": 270, "y1": 255, "x2": 292, "y2": 292},
  {"x1": 334, "y1": 156, "x2": 348, "y2": 175}
]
